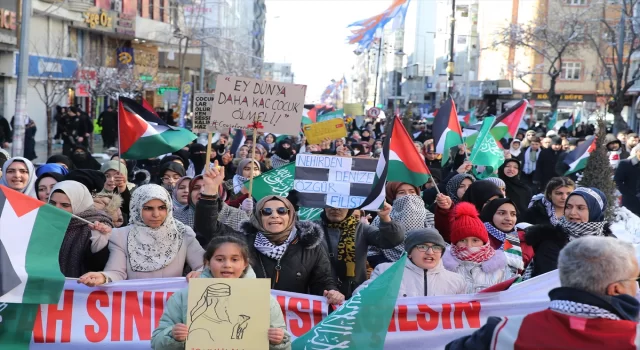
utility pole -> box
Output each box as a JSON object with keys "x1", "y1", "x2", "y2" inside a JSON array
[
  {"x1": 446, "y1": 0, "x2": 456, "y2": 99},
  {"x1": 13, "y1": 0, "x2": 32, "y2": 157},
  {"x1": 373, "y1": 35, "x2": 383, "y2": 108}
]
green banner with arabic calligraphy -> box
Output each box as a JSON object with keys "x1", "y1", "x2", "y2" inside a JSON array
[{"x1": 245, "y1": 163, "x2": 323, "y2": 221}]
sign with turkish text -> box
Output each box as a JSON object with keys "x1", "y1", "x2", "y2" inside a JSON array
[
  {"x1": 210, "y1": 75, "x2": 306, "y2": 135},
  {"x1": 191, "y1": 93, "x2": 215, "y2": 133},
  {"x1": 303, "y1": 118, "x2": 347, "y2": 145}
]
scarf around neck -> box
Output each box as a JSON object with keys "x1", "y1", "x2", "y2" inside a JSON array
[
  {"x1": 327, "y1": 215, "x2": 358, "y2": 278},
  {"x1": 484, "y1": 222, "x2": 524, "y2": 271},
  {"x1": 59, "y1": 209, "x2": 113, "y2": 278},
  {"x1": 559, "y1": 216, "x2": 606, "y2": 241},
  {"x1": 450, "y1": 241, "x2": 496, "y2": 264},
  {"x1": 254, "y1": 227, "x2": 297, "y2": 261},
  {"x1": 233, "y1": 174, "x2": 248, "y2": 194},
  {"x1": 127, "y1": 184, "x2": 186, "y2": 272}
]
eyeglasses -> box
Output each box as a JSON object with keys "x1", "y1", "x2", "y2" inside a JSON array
[
  {"x1": 261, "y1": 207, "x2": 289, "y2": 216},
  {"x1": 414, "y1": 244, "x2": 444, "y2": 253}
]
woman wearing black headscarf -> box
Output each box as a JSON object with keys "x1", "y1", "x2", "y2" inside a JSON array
[
  {"x1": 189, "y1": 143, "x2": 207, "y2": 175},
  {"x1": 460, "y1": 180, "x2": 505, "y2": 213},
  {"x1": 157, "y1": 162, "x2": 186, "y2": 192},
  {"x1": 70, "y1": 145, "x2": 101, "y2": 170},
  {"x1": 270, "y1": 139, "x2": 295, "y2": 169},
  {"x1": 498, "y1": 158, "x2": 532, "y2": 215}
]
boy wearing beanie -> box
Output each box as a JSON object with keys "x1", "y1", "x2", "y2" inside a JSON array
[
  {"x1": 354, "y1": 229, "x2": 467, "y2": 297},
  {"x1": 442, "y1": 202, "x2": 515, "y2": 293}
]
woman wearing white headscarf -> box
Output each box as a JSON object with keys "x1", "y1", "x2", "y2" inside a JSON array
[
  {"x1": 0, "y1": 157, "x2": 37, "y2": 196},
  {"x1": 78, "y1": 184, "x2": 205, "y2": 286},
  {"x1": 48, "y1": 181, "x2": 113, "y2": 277}
]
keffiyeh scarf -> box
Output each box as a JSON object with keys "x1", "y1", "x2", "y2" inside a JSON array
[
  {"x1": 254, "y1": 228, "x2": 297, "y2": 261},
  {"x1": 484, "y1": 222, "x2": 524, "y2": 271},
  {"x1": 270, "y1": 155, "x2": 290, "y2": 169},
  {"x1": 232, "y1": 174, "x2": 248, "y2": 194},
  {"x1": 369, "y1": 195, "x2": 433, "y2": 261},
  {"x1": 328, "y1": 215, "x2": 358, "y2": 278},
  {"x1": 559, "y1": 217, "x2": 606, "y2": 241},
  {"x1": 549, "y1": 300, "x2": 621, "y2": 320},
  {"x1": 450, "y1": 241, "x2": 496, "y2": 263},
  {"x1": 529, "y1": 194, "x2": 561, "y2": 225}
]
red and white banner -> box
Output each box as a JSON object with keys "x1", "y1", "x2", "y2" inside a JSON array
[{"x1": 27, "y1": 272, "x2": 561, "y2": 349}]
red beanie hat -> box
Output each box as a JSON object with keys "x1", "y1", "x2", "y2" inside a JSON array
[{"x1": 450, "y1": 202, "x2": 489, "y2": 244}]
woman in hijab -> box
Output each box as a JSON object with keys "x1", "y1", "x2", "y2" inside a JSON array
[
  {"x1": 100, "y1": 160, "x2": 132, "y2": 220},
  {"x1": 509, "y1": 139, "x2": 522, "y2": 158},
  {"x1": 172, "y1": 176, "x2": 191, "y2": 212},
  {"x1": 263, "y1": 133, "x2": 277, "y2": 153},
  {"x1": 524, "y1": 187, "x2": 613, "y2": 279},
  {"x1": 226, "y1": 159, "x2": 261, "y2": 202},
  {"x1": 46, "y1": 154, "x2": 74, "y2": 170},
  {"x1": 35, "y1": 172, "x2": 65, "y2": 202},
  {"x1": 0, "y1": 157, "x2": 36, "y2": 196},
  {"x1": 270, "y1": 139, "x2": 295, "y2": 169},
  {"x1": 445, "y1": 173, "x2": 475, "y2": 205},
  {"x1": 157, "y1": 162, "x2": 186, "y2": 192},
  {"x1": 48, "y1": 181, "x2": 113, "y2": 277},
  {"x1": 368, "y1": 182, "x2": 435, "y2": 268},
  {"x1": 36, "y1": 163, "x2": 68, "y2": 178},
  {"x1": 78, "y1": 184, "x2": 205, "y2": 285},
  {"x1": 188, "y1": 143, "x2": 207, "y2": 176},
  {"x1": 523, "y1": 177, "x2": 575, "y2": 226},
  {"x1": 240, "y1": 195, "x2": 345, "y2": 305},
  {"x1": 70, "y1": 145, "x2": 101, "y2": 170},
  {"x1": 498, "y1": 158, "x2": 532, "y2": 214},
  {"x1": 480, "y1": 198, "x2": 534, "y2": 274},
  {"x1": 253, "y1": 144, "x2": 270, "y2": 171},
  {"x1": 361, "y1": 130, "x2": 372, "y2": 143}
]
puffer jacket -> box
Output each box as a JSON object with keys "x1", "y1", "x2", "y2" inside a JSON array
[
  {"x1": 442, "y1": 249, "x2": 514, "y2": 294},
  {"x1": 353, "y1": 258, "x2": 467, "y2": 297},
  {"x1": 315, "y1": 219, "x2": 404, "y2": 298},
  {"x1": 242, "y1": 220, "x2": 338, "y2": 296},
  {"x1": 150, "y1": 268, "x2": 291, "y2": 350}
]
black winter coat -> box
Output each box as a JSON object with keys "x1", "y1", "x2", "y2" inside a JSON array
[
  {"x1": 533, "y1": 148, "x2": 564, "y2": 189},
  {"x1": 615, "y1": 159, "x2": 640, "y2": 216},
  {"x1": 242, "y1": 220, "x2": 338, "y2": 296},
  {"x1": 525, "y1": 223, "x2": 613, "y2": 278},
  {"x1": 521, "y1": 199, "x2": 551, "y2": 226}
]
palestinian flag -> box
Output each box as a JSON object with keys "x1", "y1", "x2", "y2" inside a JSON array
[
  {"x1": 492, "y1": 100, "x2": 528, "y2": 140},
  {"x1": 547, "y1": 110, "x2": 558, "y2": 130},
  {"x1": 560, "y1": 113, "x2": 575, "y2": 132},
  {"x1": 119, "y1": 97, "x2": 196, "y2": 159},
  {"x1": 302, "y1": 104, "x2": 335, "y2": 125},
  {"x1": 358, "y1": 116, "x2": 431, "y2": 210},
  {"x1": 433, "y1": 98, "x2": 463, "y2": 166},
  {"x1": 564, "y1": 135, "x2": 596, "y2": 175}
]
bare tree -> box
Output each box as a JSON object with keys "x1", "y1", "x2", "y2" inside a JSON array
[
  {"x1": 493, "y1": 5, "x2": 591, "y2": 116},
  {"x1": 29, "y1": 35, "x2": 78, "y2": 157},
  {"x1": 587, "y1": 0, "x2": 640, "y2": 132}
]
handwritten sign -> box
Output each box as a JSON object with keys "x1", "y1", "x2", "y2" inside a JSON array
[
  {"x1": 293, "y1": 154, "x2": 377, "y2": 208},
  {"x1": 210, "y1": 75, "x2": 306, "y2": 135},
  {"x1": 303, "y1": 118, "x2": 347, "y2": 145},
  {"x1": 192, "y1": 92, "x2": 215, "y2": 133},
  {"x1": 186, "y1": 279, "x2": 270, "y2": 350}
]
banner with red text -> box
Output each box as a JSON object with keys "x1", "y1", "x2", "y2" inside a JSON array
[{"x1": 7, "y1": 271, "x2": 560, "y2": 349}]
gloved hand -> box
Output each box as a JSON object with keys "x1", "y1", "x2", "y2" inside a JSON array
[{"x1": 241, "y1": 198, "x2": 254, "y2": 212}]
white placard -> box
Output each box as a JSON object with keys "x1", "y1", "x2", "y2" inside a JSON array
[
  {"x1": 192, "y1": 92, "x2": 215, "y2": 133},
  {"x1": 210, "y1": 75, "x2": 306, "y2": 135}
]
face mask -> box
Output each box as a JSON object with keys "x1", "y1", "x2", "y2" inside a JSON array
[{"x1": 74, "y1": 153, "x2": 87, "y2": 160}]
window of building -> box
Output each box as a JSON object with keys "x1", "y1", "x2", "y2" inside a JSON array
[
  {"x1": 566, "y1": 0, "x2": 586, "y2": 5},
  {"x1": 159, "y1": 0, "x2": 165, "y2": 22},
  {"x1": 137, "y1": 0, "x2": 142, "y2": 16},
  {"x1": 149, "y1": 0, "x2": 154, "y2": 19},
  {"x1": 561, "y1": 62, "x2": 582, "y2": 80}
]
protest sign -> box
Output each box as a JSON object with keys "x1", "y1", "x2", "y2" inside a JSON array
[
  {"x1": 294, "y1": 154, "x2": 377, "y2": 208},
  {"x1": 8, "y1": 271, "x2": 560, "y2": 349},
  {"x1": 186, "y1": 279, "x2": 270, "y2": 350},
  {"x1": 243, "y1": 163, "x2": 323, "y2": 220},
  {"x1": 344, "y1": 103, "x2": 364, "y2": 116},
  {"x1": 210, "y1": 75, "x2": 306, "y2": 135},
  {"x1": 302, "y1": 118, "x2": 347, "y2": 145},
  {"x1": 316, "y1": 109, "x2": 344, "y2": 123},
  {"x1": 191, "y1": 93, "x2": 215, "y2": 133}
]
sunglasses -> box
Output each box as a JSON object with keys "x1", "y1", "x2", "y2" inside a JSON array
[{"x1": 260, "y1": 207, "x2": 289, "y2": 216}]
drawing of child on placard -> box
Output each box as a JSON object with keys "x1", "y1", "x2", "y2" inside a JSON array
[{"x1": 188, "y1": 283, "x2": 251, "y2": 342}]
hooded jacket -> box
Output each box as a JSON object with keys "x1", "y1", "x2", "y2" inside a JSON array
[
  {"x1": 241, "y1": 220, "x2": 338, "y2": 296},
  {"x1": 150, "y1": 268, "x2": 291, "y2": 350},
  {"x1": 354, "y1": 258, "x2": 466, "y2": 297}
]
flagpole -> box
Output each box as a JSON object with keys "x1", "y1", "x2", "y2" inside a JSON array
[
  {"x1": 430, "y1": 175, "x2": 440, "y2": 194},
  {"x1": 117, "y1": 95, "x2": 122, "y2": 175},
  {"x1": 248, "y1": 130, "x2": 258, "y2": 197},
  {"x1": 205, "y1": 133, "x2": 213, "y2": 172}
]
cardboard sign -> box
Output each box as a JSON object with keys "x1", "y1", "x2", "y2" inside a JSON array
[
  {"x1": 186, "y1": 278, "x2": 271, "y2": 350},
  {"x1": 293, "y1": 154, "x2": 377, "y2": 208},
  {"x1": 303, "y1": 118, "x2": 347, "y2": 145},
  {"x1": 192, "y1": 93, "x2": 215, "y2": 133},
  {"x1": 210, "y1": 75, "x2": 306, "y2": 135},
  {"x1": 344, "y1": 103, "x2": 364, "y2": 116}
]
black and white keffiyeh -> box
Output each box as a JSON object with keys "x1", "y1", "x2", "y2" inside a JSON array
[
  {"x1": 550, "y1": 300, "x2": 621, "y2": 320},
  {"x1": 254, "y1": 228, "x2": 297, "y2": 261},
  {"x1": 233, "y1": 174, "x2": 249, "y2": 194},
  {"x1": 270, "y1": 155, "x2": 290, "y2": 169},
  {"x1": 559, "y1": 217, "x2": 606, "y2": 241},
  {"x1": 528, "y1": 194, "x2": 560, "y2": 225}
]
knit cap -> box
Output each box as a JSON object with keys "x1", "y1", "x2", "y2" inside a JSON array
[
  {"x1": 568, "y1": 187, "x2": 607, "y2": 222},
  {"x1": 485, "y1": 177, "x2": 505, "y2": 189},
  {"x1": 405, "y1": 228, "x2": 446, "y2": 253},
  {"x1": 450, "y1": 202, "x2": 489, "y2": 244}
]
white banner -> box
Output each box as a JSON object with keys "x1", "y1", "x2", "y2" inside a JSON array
[{"x1": 24, "y1": 271, "x2": 560, "y2": 349}]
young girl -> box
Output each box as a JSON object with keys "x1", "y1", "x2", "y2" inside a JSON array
[
  {"x1": 442, "y1": 202, "x2": 514, "y2": 293},
  {"x1": 151, "y1": 235, "x2": 291, "y2": 350}
]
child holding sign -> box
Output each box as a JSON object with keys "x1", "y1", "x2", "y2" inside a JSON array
[{"x1": 151, "y1": 235, "x2": 291, "y2": 349}]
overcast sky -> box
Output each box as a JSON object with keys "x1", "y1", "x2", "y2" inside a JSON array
[{"x1": 263, "y1": 0, "x2": 392, "y2": 103}]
